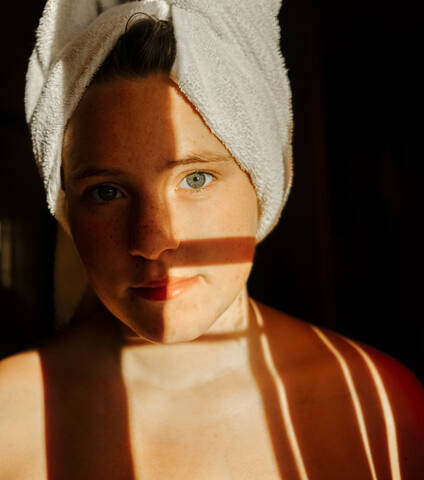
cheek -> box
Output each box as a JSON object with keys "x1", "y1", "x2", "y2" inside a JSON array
[
  {"x1": 206, "y1": 177, "x2": 258, "y2": 238},
  {"x1": 193, "y1": 179, "x2": 257, "y2": 281},
  {"x1": 69, "y1": 209, "x2": 126, "y2": 274}
]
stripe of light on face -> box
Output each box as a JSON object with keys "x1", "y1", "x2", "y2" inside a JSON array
[
  {"x1": 344, "y1": 337, "x2": 402, "y2": 480},
  {"x1": 311, "y1": 326, "x2": 378, "y2": 480},
  {"x1": 250, "y1": 299, "x2": 310, "y2": 480}
]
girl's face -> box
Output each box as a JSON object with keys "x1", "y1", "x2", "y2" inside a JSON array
[{"x1": 62, "y1": 73, "x2": 258, "y2": 343}]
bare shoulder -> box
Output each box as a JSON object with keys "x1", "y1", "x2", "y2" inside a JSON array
[
  {"x1": 251, "y1": 298, "x2": 424, "y2": 477},
  {"x1": 252, "y1": 297, "x2": 424, "y2": 402},
  {"x1": 343, "y1": 336, "x2": 424, "y2": 451},
  {"x1": 323, "y1": 330, "x2": 424, "y2": 477},
  {"x1": 0, "y1": 347, "x2": 43, "y2": 380},
  {"x1": 0, "y1": 350, "x2": 47, "y2": 479},
  {"x1": 0, "y1": 348, "x2": 45, "y2": 414}
]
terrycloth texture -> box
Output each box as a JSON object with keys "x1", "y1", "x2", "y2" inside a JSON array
[
  {"x1": 25, "y1": 0, "x2": 293, "y2": 241},
  {"x1": 25, "y1": 0, "x2": 294, "y2": 326}
]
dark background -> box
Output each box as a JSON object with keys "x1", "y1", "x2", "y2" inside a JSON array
[{"x1": 1, "y1": 2, "x2": 422, "y2": 382}]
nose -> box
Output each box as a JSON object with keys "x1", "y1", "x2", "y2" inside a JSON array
[{"x1": 128, "y1": 196, "x2": 180, "y2": 260}]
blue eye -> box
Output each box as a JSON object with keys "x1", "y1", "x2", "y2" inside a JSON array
[
  {"x1": 180, "y1": 172, "x2": 214, "y2": 190},
  {"x1": 89, "y1": 185, "x2": 123, "y2": 203}
]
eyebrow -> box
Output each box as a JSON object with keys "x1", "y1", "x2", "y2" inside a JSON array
[{"x1": 69, "y1": 153, "x2": 232, "y2": 181}]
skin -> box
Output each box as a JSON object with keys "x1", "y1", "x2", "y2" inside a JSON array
[
  {"x1": 62, "y1": 72, "x2": 258, "y2": 345},
  {"x1": 0, "y1": 73, "x2": 423, "y2": 479}
]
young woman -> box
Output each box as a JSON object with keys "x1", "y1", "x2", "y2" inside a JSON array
[{"x1": 1, "y1": 4, "x2": 423, "y2": 479}]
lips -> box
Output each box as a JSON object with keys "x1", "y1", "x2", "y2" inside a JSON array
[{"x1": 131, "y1": 276, "x2": 200, "y2": 301}]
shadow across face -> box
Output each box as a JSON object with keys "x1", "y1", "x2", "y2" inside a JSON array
[
  {"x1": 39, "y1": 233, "x2": 258, "y2": 479},
  {"x1": 39, "y1": 72, "x2": 267, "y2": 478},
  {"x1": 61, "y1": 73, "x2": 259, "y2": 344}
]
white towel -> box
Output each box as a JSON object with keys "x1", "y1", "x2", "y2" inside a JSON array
[{"x1": 25, "y1": 0, "x2": 294, "y2": 325}]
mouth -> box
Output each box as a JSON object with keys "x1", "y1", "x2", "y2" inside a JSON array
[{"x1": 130, "y1": 276, "x2": 200, "y2": 301}]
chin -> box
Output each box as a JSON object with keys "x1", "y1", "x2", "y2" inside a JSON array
[
  {"x1": 122, "y1": 307, "x2": 217, "y2": 344},
  {"x1": 155, "y1": 330, "x2": 203, "y2": 344},
  {"x1": 133, "y1": 318, "x2": 213, "y2": 345},
  {"x1": 129, "y1": 323, "x2": 210, "y2": 345},
  {"x1": 104, "y1": 273, "x2": 249, "y2": 344}
]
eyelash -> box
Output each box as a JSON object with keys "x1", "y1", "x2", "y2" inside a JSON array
[{"x1": 85, "y1": 171, "x2": 216, "y2": 204}]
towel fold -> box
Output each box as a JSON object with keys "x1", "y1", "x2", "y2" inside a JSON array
[
  {"x1": 25, "y1": 0, "x2": 293, "y2": 241},
  {"x1": 25, "y1": 0, "x2": 293, "y2": 325}
]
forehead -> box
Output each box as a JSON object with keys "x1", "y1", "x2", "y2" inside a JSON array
[{"x1": 62, "y1": 73, "x2": 232, "y2": 171}]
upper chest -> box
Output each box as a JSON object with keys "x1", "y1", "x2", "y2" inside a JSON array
[
  {"x1": 122, "y1": 368, "x2": 279, "y2": 479},
  {"x1": 96, "y1": 352, "x2": 390, "y2": 480},
  {"x1": 11, "y1": 321, "x2": 396, "y2": 480}
]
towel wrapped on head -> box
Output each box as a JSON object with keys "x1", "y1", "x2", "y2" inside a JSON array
[{"x1": 25, "y1": 0, "x2": 294, "y2": 325}]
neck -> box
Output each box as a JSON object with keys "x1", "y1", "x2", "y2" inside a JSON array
[{"x1": 70, "y1": 285, "x2": 256, "y2": 390}]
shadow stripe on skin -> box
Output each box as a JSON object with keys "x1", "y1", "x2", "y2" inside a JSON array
[{"x1": 250, "y1": 299, "x2": 310, "y2": 480}]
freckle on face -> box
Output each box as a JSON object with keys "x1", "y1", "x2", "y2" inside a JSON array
[{"x1": 64, "y1": 74, "x2": 259, "y2": 343}]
